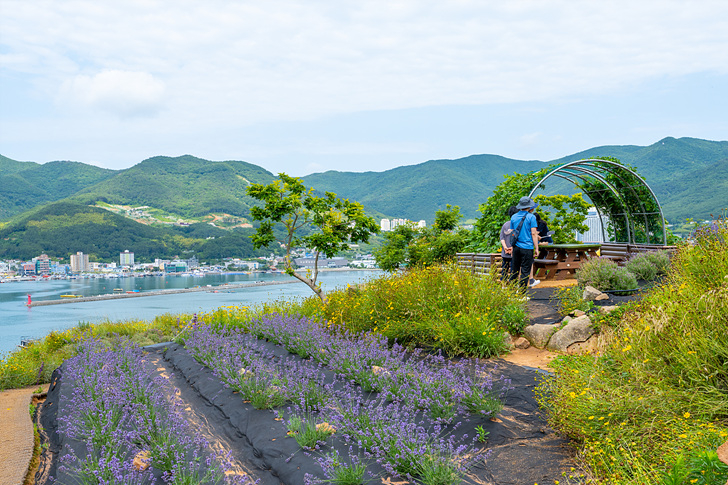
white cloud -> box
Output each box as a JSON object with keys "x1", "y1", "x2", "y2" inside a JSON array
[
  {"x1": 59, "y1": 70, "x2": 166, "y2": 118},
  {"x1": 1, "y1": 0, "x2": 728, "y2": 170}
]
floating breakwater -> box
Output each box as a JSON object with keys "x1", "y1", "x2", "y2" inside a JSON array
[{"x1": 29, "y1": 280, "x2": 299, "y2": 306}]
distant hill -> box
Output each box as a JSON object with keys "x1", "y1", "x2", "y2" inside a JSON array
[
  {"x1": 0, "y1": 159, "x2": 114, "y2": 219},
  {"x1": 304, "y1": 137, "x2": 728, "y2": 223},
  {"x1": 1, "y1": 137, "x2": 726, "y2": 260},
  {"x1": 304, "y1": 155, "x2": 545, "y2": 222},
  {"x1": 0, "y1": 201, "x2": 267, "y2": 261},
  {"x1": 70, "y1": 155, "x2": 276, "y2": 218}
]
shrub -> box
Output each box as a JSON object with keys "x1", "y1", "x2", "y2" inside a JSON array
[
  {"x1": 537, "y1": 216, "x2": 728, "y2": 483},
  {"x1": 320, "y1": 264, "x2": 525, "y2": 358},
  {"x1": 576, "y1": 257, "x2": 637, "y2": 291},
  {"x1": 625, "y1": 250, "x2": 672, "y2": 281},
  {"x1": 551, "y1": 285, "x2": 592, "y2": 316}
]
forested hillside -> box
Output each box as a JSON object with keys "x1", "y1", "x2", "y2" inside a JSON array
[
  {"x1": 0, "y1": 159, "x2": 114, "y2": 219},
  {"x1": 0, "y1": 201, "x2": 267, "y2": 262},
  {"x1": 304, "y1": 137, "x2": 728, "y2": 223},
  {"x1": 1, "y1": 137, "x2": 726, "y2": 260},
  {"x1": 304, "y1": 155, "x2": 545, "y2": 222},
  {"x1": 70, "y1": 155, "x2": 276, "y2": 218}
]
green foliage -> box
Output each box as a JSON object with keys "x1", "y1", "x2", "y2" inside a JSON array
[
  {"x1": 625, "y1": 254, "x2": 659, "y2": 281},
  {"x1": 321, "y1": 265, "x2": 523, "y2": 358},
  {"x1": 468, "y1": 169, "x2": 549, "y2": 252},
  {"x1": 0, "y1": 202, "x2": 268, "y2": 261},
  {"x1": 576, "y1": 258, "x2": 638, "y2": 291},
  {"x1": 533, "y1": 193, "x2": 590, "y2": 243},
  {"x1": 551, "y1": 285, "x2": 593, "y2": 316},
  {"x1": 374, "y1": 205, "x2": 468, "y2": 271},
  {"x1": 247, "y1": 173, "x2": 379, "y2": 301},
  {"x1": 0, "y1": 317, "x2": 184, "y2": 391},
  {"x1": 373, "y1": 223, "x2": 418, "y2": 272},
  {"x1": 536, "y1": 216, "x2": 728, "y2": 484}
]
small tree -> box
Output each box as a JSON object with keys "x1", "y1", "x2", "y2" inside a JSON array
[
  {"x1": 533, "y1": 193, "x2": 590, "y2": 243},
  {"x1": 247, "y1": 173, "x2": 379, "y2": 303},
  {"x1": 468, "y1": 169, "x2": 548, "y2": 252},
  {"x1": 374, "y1": 205, "x2": 466, "y2": 271}
]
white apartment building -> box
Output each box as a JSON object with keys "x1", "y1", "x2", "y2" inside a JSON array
[
  {"x1": 120, "y1": 250, "x2": 135, "y2": 267},
  {"x1": 70, "y1": 251, "x2": 90, "y2": 273}
]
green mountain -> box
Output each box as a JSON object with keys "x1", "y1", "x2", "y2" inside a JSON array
[
  {"x1": 70, "y1": 155, "x2": 276, "y2": 218},
  {"x1": 0, "y1": 159, "x2": 114, "y2": 219},
  {"x1": 0, "y1": 201, "x2": 266, "y2": 262},
  {"x1": 303, "y1": 155, "x2": 546, "y2": 222},
  {"x1": 304, "y1": 137, "x2": 728, "y2": 223},
  {"x1": 1, "y1": 137, "x2": 726, "y2": 261}
]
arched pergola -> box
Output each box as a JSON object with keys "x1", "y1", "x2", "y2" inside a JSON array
[{"x1": 527, "y1": 159, "x2": 667, "y2": 245}]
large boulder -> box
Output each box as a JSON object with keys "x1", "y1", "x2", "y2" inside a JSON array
[
  {"x1": 547, "y1": 315, "x2": 595, "y2": 353},
  {"x1": 583, "y1": 285, "x2": 603, "y2": 301},
  {"x1": 523, "y1": 324, "x2": 559, "y2": 349}
]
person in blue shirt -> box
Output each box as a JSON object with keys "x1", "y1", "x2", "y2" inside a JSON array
[{"x1": 510, "y1": 196, "x2": 540, "y2": 288}]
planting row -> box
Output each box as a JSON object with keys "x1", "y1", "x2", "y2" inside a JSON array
[
  {"x1": 55, "y1": 339, "x2": 252, "y2": 485},
  {"x1": 183, "y1": 314, "x2": 510, "y2": 484}
]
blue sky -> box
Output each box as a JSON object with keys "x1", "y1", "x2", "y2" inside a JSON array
[{"x1": 1, "y1": 1, "x2": 727, "y2": 176}]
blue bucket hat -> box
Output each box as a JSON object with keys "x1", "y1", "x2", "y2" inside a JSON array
[{"x1": 516, "y1": 196, "x2": 537, "y2": 210}]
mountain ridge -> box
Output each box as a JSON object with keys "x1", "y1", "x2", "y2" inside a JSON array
[{"x1": 1, "y1": 136, "x2": 726, "y2": 261}]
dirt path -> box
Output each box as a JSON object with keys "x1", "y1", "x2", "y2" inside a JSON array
[{"x1": 0, "y1": 385, "x2": 47, "y2": 485}]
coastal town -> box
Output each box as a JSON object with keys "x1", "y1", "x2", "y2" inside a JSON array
[{"x1": 0, "y1": 248, "x2": 379, "y2": 283}]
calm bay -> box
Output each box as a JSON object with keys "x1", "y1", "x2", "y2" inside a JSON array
[{"x1": 0, "y1": 270, "x2": 381, "y2": 355}]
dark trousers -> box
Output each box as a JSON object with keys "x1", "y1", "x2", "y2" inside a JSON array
[
  {"x1": 510, "y1": 246, "x2": 534, "y2": 288},
  {"x1": 501, "y1": 255, "x2": 512, "y2": 280}
]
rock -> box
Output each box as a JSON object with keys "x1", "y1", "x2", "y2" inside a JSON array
[
  {"x1": 718, "y1": 439, "x2": 728, "y2": 465},
  {"x1": 315, "y1": 422, "x2": 336, "y2": 434},
  {"x1": 503, "y1": 331, "x2": 513, "y2": 349},
  {"x1": 595, "y1": 293, "x2": 610, "y2": 301},
  {"x1": 566, "y1": 335, "x2": 600, "y2": 355},
  {"x1": 546, "y1": 315, "x2": 595, "y2": 353},
  {"x1": 513, "y1": 337, "x2": 530, "y2": 349},
  {"x1": 523, "y1": 324, "x2": 559, "y2": 349},
  {"x1": 583, "y1": 285, "x2": 602, "y2": 301},
  {"x1": 133, "y1": 450, "x2": 151, "y2": 471},
  {"x1": 599, "y1": 305, "x2": 619, "y2": 314},
  {"x1": 371, "y1": 365, "x2": 390, "y2": 376},
  {"x1": 573, "y1": 310, "x2": 586, "y2": 317},
  {"x1": 562, "y1": 316, "x2": 572, "y2": 325}
]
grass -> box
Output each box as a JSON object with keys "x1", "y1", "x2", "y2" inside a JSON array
[
  {"x1": 537, "y1": 218, "x2": 728, "y2": 484},
  {"x1": 1, "y1": 265, "x2": 524, "y2": 390}
]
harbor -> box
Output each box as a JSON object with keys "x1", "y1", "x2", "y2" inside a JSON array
[
  {"x1": 27, "y1": 280, "x2": 299, "y2": 306},
  {"x1": 0, "y1": 270, "x2": 380, "y2": 354}
]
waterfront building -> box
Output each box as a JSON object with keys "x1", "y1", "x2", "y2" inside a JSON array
[
  {"x1": 33, "y1": 254, "x2": 51, "y2": 275},
  {"x1": 70, "y1": 251, "x2": 90, "y2": 273},
  {"x1": 120, "y1": 250, "x2": 135, "y2": 267},
  {"x1": 293, "y1": 256, "x2": 348, "y2": 269},
  {"x1": 380, "y1": 219, "x2": 391, "y2": 231}
]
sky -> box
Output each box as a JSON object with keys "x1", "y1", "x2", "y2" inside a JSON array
[{"x1": 1, "y1": 0, "x2": 727, "y2": 176}]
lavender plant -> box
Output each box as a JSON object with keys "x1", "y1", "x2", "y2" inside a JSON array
[{"x1": 56, "y1": 339, "x2": 253, "y2": 484}]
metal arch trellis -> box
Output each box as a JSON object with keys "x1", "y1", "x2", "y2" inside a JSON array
[{"x1": 527, "y1": 159, "x2": 667, "y2": 245}]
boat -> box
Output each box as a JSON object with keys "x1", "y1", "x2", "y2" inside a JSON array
[
  {"x1": 113, "y1": 288, "x2": 124, "y2": 293},
  {"x1": 126, "y1": 290, "x2": 140, "y2": 293},
  {"x1": 60, "y1": 294, "x2": 83, "y2": 298}
]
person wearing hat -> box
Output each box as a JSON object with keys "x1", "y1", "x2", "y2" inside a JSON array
[{"x1": 509, "y1": 196, "x2": 540, "y2": 288}]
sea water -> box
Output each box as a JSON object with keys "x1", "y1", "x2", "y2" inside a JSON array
[{"x1": 0, "y1": 270, "x2": 381, "y2": 355}]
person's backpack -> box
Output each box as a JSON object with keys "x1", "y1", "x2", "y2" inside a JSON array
[{"x1": 509, "y1": 214, "x2": 527, "y2": 248}]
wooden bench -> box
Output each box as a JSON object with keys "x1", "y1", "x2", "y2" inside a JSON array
[
  {"x1": 599, "y1": 242, "x2": 631, "y2": 265},
  {"x1": 599, "y1": 243, "x2": 677, "y2": 265},
  {"x1": 532, "y1": 258, "x2": 559, "y2": 279},
  {"x1": 456, "y1": 253, "x2": 502, "y2": 276}
]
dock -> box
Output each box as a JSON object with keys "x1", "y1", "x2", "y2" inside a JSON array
[{"x1": 28, "y1": 280, "x2": 299, "y2": 307}]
